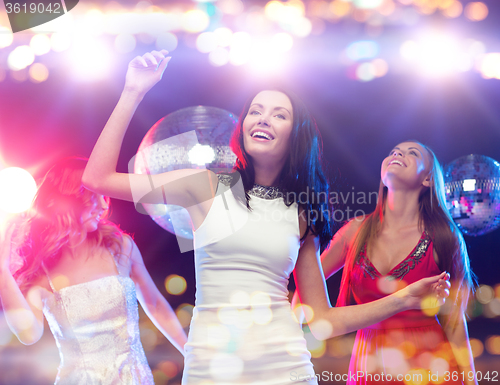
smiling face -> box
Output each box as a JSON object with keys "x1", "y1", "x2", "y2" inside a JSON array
[
  {"x1": 80, "y1": 193, "x2": 108, "y2": 233},
  {"x1": 381, "y1": 141, "x2": 432, "y2": 190},
  {"x1": 242, "y1": 90, "x2": 294, "y2": 170}
]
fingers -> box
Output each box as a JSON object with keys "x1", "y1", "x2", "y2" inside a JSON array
[
  {"x1": 132, "y1": 55, "x2": 148, "y2": 68},
  {"x1": 157, "y1": 56, "x2": 171, "y2": 77},
  {"x1": 435, "y1": 272, "x2": 451, "y2": 301},
  {"x1": 143, "y1": 52, "x2": 158, "y2": 66},
  {"x1": 130, "y1": 49, "x2": 172, "y2": 78}
]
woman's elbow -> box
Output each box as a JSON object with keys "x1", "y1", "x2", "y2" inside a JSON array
[{"x1": 81, "y1": 170, "x2": 99, "y2": 191}]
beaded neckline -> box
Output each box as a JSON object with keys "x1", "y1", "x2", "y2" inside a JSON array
[{"x1": 248, "y1": 184, "x2": 284, "y2": 200}]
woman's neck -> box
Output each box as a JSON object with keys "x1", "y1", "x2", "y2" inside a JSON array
[
  {"x1": 383, "y1": 189, "x2": 421, "y2": 231},
  {"x1": 253, "y1": 164, "x2": 283, "y2": 187}
]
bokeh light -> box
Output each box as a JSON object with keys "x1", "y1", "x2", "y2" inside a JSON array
[
  {"x1": 165, "y1": 274, "x2": 187, "y2": 295},
  {"x1": 476, "y1": 284, "x2": 495, "y2": 304},
  {"x1": 182, "y1": 10, "x2": 210, "y2": 33},
  {"x1": 156, "y1": 360, "x2": 179, "y2": 380},
  {"x1": 470, "y1": 338, "x2": 484, "y2": 358},
  {"x1": 400, "y1": 34, "x2": 471, "y2": 77},
  {"x1": 485, "y1": 335, "x2": 500, "y2": 355},
  {"x1": 464, "y1": 2, "x2": 488, "y2": 21},
  {"x1": 478, "y1": 53, "x2": 500, "y2": 80},
  {"x1": 304, "y1": 329, "x2": 327, "y2": 358},
  {"x1": 8, "y1": 46, "x2": 36, "y2": 71},
  {"x1": 229, "y1": 31, "x2": 252, "y2": 66},
  {"x1": 0, "y1": 167, "x2": 37, "y2": 213},
  {"x1": 346, "y1": 40, "x2": 379, "y2": 61},
  {"x1": 155, "y1": 32, "x2": 178, "y2": 51},
  {"x1": 218, "y1": 0, "x2": 244, "y2": 15},
  {"x1": 175, "y1": 303, "x2": 193, "y2": 328},
  {"x1": 68, "y1": 37, "x2": 114, "y2": 81},
  {"x1": 29, "y1": 63, "x2": 49, "y2": 83},
  {"x1": 0, "y1": 27, "x2": 14, "y2": 48},
  {"x1": 442, "y1": 0, "x2": 463, "y2": 18},
  {"x1": 214, "y1": 27, "x2": 233, "y2": 47},
  {"x1": 208, "y1": 47, "x2": 230, "y2": 66},
  {"x1": 272, "y1": 32, "x2": 294, "y2": 53},
  {"x1": 196, "y1": 32, "x2": 218, "y2": 53},
  {"x1": 50, "y1": 32, "x2": 72, "y2": 52},
  {"x1": 30, "y1": 34, "x2": 51, "y2": 56},
  {"x1": 114, "y1": 34, "x2": 137, "y2": 53},
  {"x1": 330, "y1": 0, "x2": 352, "y2": 18},
  {"x1": 10, "y1": 68, "x2": 29, "y2": 82}
]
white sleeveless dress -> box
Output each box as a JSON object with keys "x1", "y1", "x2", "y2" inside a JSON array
[
  {"x1": 42, "y1": 256, "x2": 154, "y2": 384},
  {"x1": 183, "y1": 174, "x2": 317, "y2": 384}
]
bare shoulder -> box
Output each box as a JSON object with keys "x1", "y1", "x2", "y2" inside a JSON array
[
  {"x1": 120, "y1": 233, "x2": 135, "y2": 254},
  {"x1": 336, "y1": 217, "x2": 364, "y2": 242}
]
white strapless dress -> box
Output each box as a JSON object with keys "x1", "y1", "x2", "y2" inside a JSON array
[
  {"x1": 43, "y1": 275, "x2": 154, "y2": 384},
  {"x1": 183, "y1": 174, "x2": 317, "y2": 385}
]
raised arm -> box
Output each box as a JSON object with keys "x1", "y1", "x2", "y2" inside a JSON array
[
  {"x1": 0, "y1": 225, "x2": 44, "y2": 345},
  {"x1": 82, "y1": 50, "x2": 216, "y2": 209},
  {"x1": 293, "y1": 218, "x2": 450, "y2": 340},
  {"x1": 124, "y1": 236, "x2": 187, "y2": 355}
]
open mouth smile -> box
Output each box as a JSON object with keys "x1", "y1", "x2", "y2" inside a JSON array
[
  {"x1": 251, "y1": 131, "x2": 274, "y2": 141},
  {"x1": 389, "y1": 160, "x2": 405, "y2": 167}
]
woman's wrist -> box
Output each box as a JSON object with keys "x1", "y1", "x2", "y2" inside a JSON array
[
  {"x1": 121, "y1": 87, "x2": 146, "y2": 103},
  {"x1": 392, "y1": 286, "x2": 413, "y2": 311}
]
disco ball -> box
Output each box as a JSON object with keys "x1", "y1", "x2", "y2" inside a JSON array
[
  {"x1": 444, "y1": 154, "x2": 500, "y2": 236},
  {"x1": 133, "y1": 106, "x2": 238, "y2": 239}
]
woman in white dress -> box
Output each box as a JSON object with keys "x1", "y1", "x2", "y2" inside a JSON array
[
  {"x1": 0, "y1": 157, "x2": 187, "y2": 384},
  {"x1": 82, "y1": 50, "x2": 451, "y2": 385}
]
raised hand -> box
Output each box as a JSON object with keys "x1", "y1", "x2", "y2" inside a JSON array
[
  {"x1": 124, "y1": 50, "x2": 171, "y2": 97},
  {"x1": 402, "y1": 271, "x2": 451, "y2": 310}
]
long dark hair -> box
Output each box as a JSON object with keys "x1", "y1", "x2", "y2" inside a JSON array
[
  {"x1": 337, "y1": 142, "x2": 475, "y2": 323},
  {"x1": 13, "y1": 157, "x2": 126, "y2": 292},
  {"x1": 230, "y1": 88, "x2": 333, "y2": 250}
]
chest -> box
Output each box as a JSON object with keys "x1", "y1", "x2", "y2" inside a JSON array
[
  {"x1": 44, "y1": 247, "x2": 126, "y2": 291},
  {"x1": 368, "y1": 231, "x2": 424, "y2": 276},
  {"x1": 195, "y1": 193, "x2": 301, "y2": 274}
]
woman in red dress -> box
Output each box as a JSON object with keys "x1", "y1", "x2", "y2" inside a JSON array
[{"x1": 297, "y1": 141, "x2": 476, "y2": 385}]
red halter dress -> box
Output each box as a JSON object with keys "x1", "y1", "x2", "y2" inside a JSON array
[{"x1": 344, "y1": 232, "x2": 463, "y2": 385}]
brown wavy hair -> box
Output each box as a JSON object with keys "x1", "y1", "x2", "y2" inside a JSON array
[
  {"x1": 13, "y1": 157, "x2": 127, "y2": 292},
  {"x1": 337, "y1": 141, "x2": 475, "y2": 324}
]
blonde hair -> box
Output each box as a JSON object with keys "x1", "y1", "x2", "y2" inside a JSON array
[{"x1": 14, "y1": 158, "x2": 127, "y2": 292}]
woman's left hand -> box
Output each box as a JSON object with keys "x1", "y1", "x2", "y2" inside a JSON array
[{"x1": 402, "y1": 271, "x2": 451, "y2": 310}]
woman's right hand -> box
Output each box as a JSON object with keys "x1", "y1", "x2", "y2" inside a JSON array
[{"x1": 124, "y1": 50, "x2": 171, "y2": 97}]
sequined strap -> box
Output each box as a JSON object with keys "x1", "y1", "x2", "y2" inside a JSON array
[{"x1": 41, "y1": 263, "x2": 57, "y2": 293}]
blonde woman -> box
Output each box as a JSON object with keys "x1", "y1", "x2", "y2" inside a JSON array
[{"x1": 0, "y1": 158, "x2": 187, "y2": 384}]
